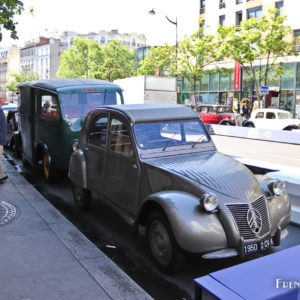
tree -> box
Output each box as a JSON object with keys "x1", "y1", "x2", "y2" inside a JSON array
[
  {"x1": 97, "y1": 58, "x2": 126, "y2": 82},
  {"x1": 217, "y1": 9, "x2": 297, "y2": 108},
  {"x1": 0, "y1": 0, "x2": 25, "y2": 41},
  {"x1": 57, "y1": 38, "x2": 104, "y2": 78},
  {"x1": 101, "y1": 40, "x2": 135, "y2": 78},
  {"x1": 137, "y1": 44, "x2": 176, "y2": 76},
  {"x1": 176, "y1": 27, "x2": 218, "y2": 111},
  {"x1": 5, "y1": 72, "x2": 39, "y2": 93}
]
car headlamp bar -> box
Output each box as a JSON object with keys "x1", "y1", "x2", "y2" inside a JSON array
[
  {"x1": 268, "y1": 179, "x2": 285, "y2": 196},
  {"x1": 200, "y1": 193, "x2": 218, "y2": 212}
]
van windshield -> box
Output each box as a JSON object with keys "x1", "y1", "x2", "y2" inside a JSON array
[{"x1": 59, "y1": 91, "x2": 120, "y2": 119}]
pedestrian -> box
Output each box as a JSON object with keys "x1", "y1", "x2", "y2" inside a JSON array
[{"x1": 0, "y1": 93, "x2": 8, "y2": 183}]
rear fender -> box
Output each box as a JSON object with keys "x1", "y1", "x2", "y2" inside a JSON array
[
  {"x1": 139, "y1": 191, "x2": 227, "y2": 253},
  {"x1": 68, "y1": 149, "x2": 87, "y2": 188}
]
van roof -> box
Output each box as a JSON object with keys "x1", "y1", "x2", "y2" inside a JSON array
[{"x1": 19, "y1": 78, "x2": 121, "y2": 92}]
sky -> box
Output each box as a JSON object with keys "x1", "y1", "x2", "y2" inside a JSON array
[{"x1": 1, "y1": 0, "x2": 198, "y2": 48}]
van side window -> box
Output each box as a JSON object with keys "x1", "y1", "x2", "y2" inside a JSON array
[
  {"x1": 255, "y1": 112, "x2": 264, "y2": 119},
  {"x1": 41, "y1": 95, "x2": 60, "y2": 119},
  {"x1": 88, "y1": 115, "x2": 108, "y2": 147},
  {"x1": 266, "y1": 112, "x2": 276, "y2": 119},
  {"x1": 109, "y1": 118, "x2": 133, "y2": 157}
]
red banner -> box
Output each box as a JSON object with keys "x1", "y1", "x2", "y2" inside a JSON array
[{"x1": 234, "y1": 61, "x2": 240, "y2": 90}]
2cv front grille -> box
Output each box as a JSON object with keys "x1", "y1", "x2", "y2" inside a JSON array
[{"x1": 226, "y1": 196, "x2": 271, "y2": 240}]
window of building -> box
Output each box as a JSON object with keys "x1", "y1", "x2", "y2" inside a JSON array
[
  {"x1": 209, "y1": 73, "x2": 219, "y2": 91},
  {"x1": 247, "y1": 6, "x2": 262, "y2": 19},
  {"x1": 236, "y1": 0, "x2": 242, "y2": 4},
  {"x1": 281, "y1": 64, "x2": 295, "y2": 90},
  {"x1": 236, "y1": 11, "x2": 242, "y2": 26},
  {"x1": 219, "y1": 15, "x2": 225, "y2": 26},
  {"x1": 200, "y1": 0, "x2": 205, "y2": 14},
  {"x1": 294, "y1": 30, "x2": 300, "y2": 52},
  {"x1": 219, "y1": 0, "x2": 225, "y2": 9},
  {"x1": 275, "y1": 1, "x2": 283, "y2": 17}
]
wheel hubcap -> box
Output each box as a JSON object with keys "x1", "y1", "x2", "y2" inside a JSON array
[
  {"x1": 149, "y1": 221, "x2": 172, "y2": 266},
  {"x1": 43, "y1": 153, "x2": 49, "y2": 179}
]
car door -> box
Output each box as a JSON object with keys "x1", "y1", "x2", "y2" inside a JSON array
[
  {"x1": 103, "y1": 115, "x2": 140, "y2": 216},
  {"x1": 253, "y1": 111, "x2": 265, "y2": 128},
  {"x1": 85, "y1": 113, "x2": 109, "y2": 194}
]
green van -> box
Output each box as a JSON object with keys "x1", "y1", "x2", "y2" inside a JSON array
[{"x1": 18, "y1": 79, "x2": 124, "y2": 180}]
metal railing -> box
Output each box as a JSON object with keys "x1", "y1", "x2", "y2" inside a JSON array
[{"x1": 200, "y1": 7, "x2": 205, "y2": 14}]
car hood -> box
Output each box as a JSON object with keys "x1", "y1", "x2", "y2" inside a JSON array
[{"x1": 144, "y1": 151, "x2": 259, "y2": 201}]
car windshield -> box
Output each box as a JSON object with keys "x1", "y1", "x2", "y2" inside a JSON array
[
  {"x1": 59, "y1": 91, "x2": 120, "y2": 119},
  {"x1": 134, "y1": 119, "x2": 209, "y2": 150},
  {"x1": 278, "y1": 112, "x2": 292, "y2": 119},
  {"x1": 218, "y1": 106, "x2": 232, "y2": 113}
]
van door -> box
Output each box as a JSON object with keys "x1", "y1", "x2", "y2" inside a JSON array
[{"x1": 34, "y1": 90, "x2": 62, "y2": 167}]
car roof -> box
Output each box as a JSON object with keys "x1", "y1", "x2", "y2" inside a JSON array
[
  {"x1": 18, "y1": 78, "x2": 121, "y2": 92},
  {"x1": 95, "y1": 103, "x2": 200, "y2": 123}
]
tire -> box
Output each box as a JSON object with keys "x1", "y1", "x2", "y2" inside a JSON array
[
  {"x1": 244, "y1": 123, "x2": 255, "y2": 128},
  {"x1": 42, "y1": 151, "x2": 54, "y2": 182},
  {"x1": 72, "y1": 183, "x2": 92, "y2": 211},
  {"x1": 146, "y1": 211, "x2": 185, "y2": 273},
  {"x1": 283, "y1": 125, "x2": 298, "y2": 131}
]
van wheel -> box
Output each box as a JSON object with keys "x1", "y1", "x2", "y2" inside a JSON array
[
  {"x1": 72, "y1": 183, "x2": 92, "y2": 211},
  {"x1": 42, "y1": 151, "x2": 53, "y2": 182},
  {"x1": 146, "y1": 211, "x2": 185, "y2": 273}
]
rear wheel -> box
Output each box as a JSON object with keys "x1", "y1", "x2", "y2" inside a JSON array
[
  {"x1": 72, "y1": 183, "x2": 92, "y2": 211},
  {"x1": 146, "y1": 211, "x2": 185, "y2": 273}
]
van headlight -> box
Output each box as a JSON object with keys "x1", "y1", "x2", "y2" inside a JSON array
[
  {"x1": 268, "y1": 180, "x2": 285, "y2": 196},
  {"x1": 200, "y1": 193, "x2": 218, "y2": 212}
]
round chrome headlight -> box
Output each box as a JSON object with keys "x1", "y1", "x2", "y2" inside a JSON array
[
  {"x1": 268, "y1": 180, "x2": 285, "y2": 196},
  {"x1": 200, "y1": 193, "x2": 218, "y2": 212},
  {"x1": 72, "y1": 142, "x2": 79, "y2": 151}
]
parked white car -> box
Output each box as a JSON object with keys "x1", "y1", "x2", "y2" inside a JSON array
[{"x1": 248, "y1": 108, "x2": 300, "y2": 130}]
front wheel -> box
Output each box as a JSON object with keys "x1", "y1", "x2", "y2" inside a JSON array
[
  {"x1": 72, "y1": 183, "x2": 92, "y2": 211},
  {"x1": 146, "y1": 211, "x2": 185, "y2": 273},
  {"x1": 42, "y1": 151, "x2": 54, "y2": 182}
]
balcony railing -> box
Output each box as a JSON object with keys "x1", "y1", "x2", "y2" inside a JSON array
[
  {"x1": 295, "y1": 44, "x2": 300, "y2": 52},
  {"x1": 219, "y1": 2, "x2": 226, "y2": 9},
  {"x1": 200, "y1": 7, "x2": 205, "y2": 14}
]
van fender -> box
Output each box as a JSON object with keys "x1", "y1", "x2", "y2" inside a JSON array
[
  {"x1": 68, "y1": 149, "x2": 87, "y2": 188},
  {"x1": 138, "y1": 191, "x2": 227, "y2": 253},
  {"x1": 242, "y1": 120, "x2": 255, "y2": 127}
]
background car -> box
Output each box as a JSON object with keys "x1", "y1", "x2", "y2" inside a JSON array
[
  {"x1": 69, "y1": 103, "x2": 290, "y2": 272},
  {"x1": 249, "y1": 108, "x2": 300, "y2": 130},
  {"x1": 198, "y1": 104, "x2": 243, "y2": 126}
]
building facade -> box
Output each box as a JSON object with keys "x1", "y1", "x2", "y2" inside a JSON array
[
  {"x1": 0, "y1": 46, "x2": 20, "y2": 95},
  {"x1": 181, "y1": 0, "x2": 300, "y2": 117}
]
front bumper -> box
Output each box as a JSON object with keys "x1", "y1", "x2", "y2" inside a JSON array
[{"x1": 202, "y1": 227, "x2": 288, "y2": 259}]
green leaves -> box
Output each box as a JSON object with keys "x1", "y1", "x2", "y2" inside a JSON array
[
  {"x1": 57, "y1": 38, "x2": 135, "y2": 81},
  {"x1": 0, "y1": 0, "x2": 24, "y2": 41},
  {"x1": 137, "y1": 44, "x2": 176, "y2": 76},
  {"x1": 5, "y1": 72, "x2": 39, "y2": 92}
]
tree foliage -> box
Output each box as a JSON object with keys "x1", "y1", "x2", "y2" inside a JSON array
[
  {"x1": 57, "y1": 38, "x2": 134, "y2": 81},
  {"x1": 0, "y1": 0, "x2": 25, "y2": 41},
  {"x1": 57, "y1": 38, "x2": 104, "y2": 78},
  {"x1": 217, "y1": 9, "x2": 297, "y2": 106},
  {"x1": 176, "y1": 26, "x2": 218, "y2": 111},
  {"x1": 5, "y1": 72, "x2": 39, "y2": 93},
  {"x1": 137, "y1": 44, "x2": 176, "y2": 76}
]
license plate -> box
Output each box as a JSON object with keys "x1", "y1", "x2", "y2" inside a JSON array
[{"x1": 243, "y1": 237, "x2": 274, "y2": 255}]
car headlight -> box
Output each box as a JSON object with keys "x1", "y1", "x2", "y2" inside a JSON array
[
  {"x1": 72, "y1": 142, "x2": 79, "y2": 151},
  {"x1": 268, "y1": 179, "x2": 285, "y2": 196},
  {"x1": 200, "y1": 193, "x2": 218, "y2": 212}
]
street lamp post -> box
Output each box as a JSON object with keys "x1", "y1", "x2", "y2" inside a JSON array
[{"x1": 148, "y1": 8, "x2": 178, "y2": 71}]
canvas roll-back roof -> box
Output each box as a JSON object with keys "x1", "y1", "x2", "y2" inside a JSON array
[
  {"x1": 95, "y1": 103, "x2": 200, "y2": 123},
  {"x1": 18, "y1": 78, "x2": 121, "y2": 92}
]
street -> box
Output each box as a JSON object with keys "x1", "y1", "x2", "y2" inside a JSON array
[{"x1": 4, "y1": 144, "x2": 300, "y2": 300}]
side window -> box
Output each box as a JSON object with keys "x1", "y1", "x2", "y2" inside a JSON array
[
  {"x1": 41, "y1": 95, "x2": 60, "y2": 119},
  {"x1": 201, "y1": 107, "x2": 208, "y2": 113},
  {"x1": 109, "y1": 118, "x2": 133, "y2": 157},
  {"x1": 266, "y1": 112, "x2": 276, "y2": 119},
  {"x1": 255, "y1": 112, "x2": 264, "y2": 119},
  {"x1": 88, "y1": 115, "x2": 108, "y2": 147}
]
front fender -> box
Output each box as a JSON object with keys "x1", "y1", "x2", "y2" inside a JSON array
[
  {"x1": 141, "y1": 191, "x2": 228, "y2": 254},
  {"x1": 256, "y1": 175, "x2": 291, "y2": 234},
  {"x1": 68, "y1": 149, "x2": 87, "y2": 188}
]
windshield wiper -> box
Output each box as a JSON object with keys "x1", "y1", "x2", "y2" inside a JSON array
[
  {"x1": 162, "y1": 133, "x2": 177, "y2": 151},
  {"x1": 191, "y1": 135, "x2": 206, "y2": 148}
]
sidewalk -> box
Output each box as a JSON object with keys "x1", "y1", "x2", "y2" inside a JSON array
[{"x1": 0, "y1": 156, "x2": 153, "y2": 300}]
